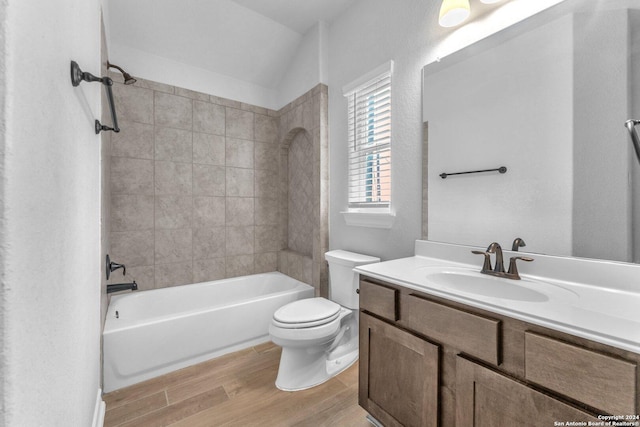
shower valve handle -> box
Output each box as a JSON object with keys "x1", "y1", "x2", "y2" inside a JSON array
[
  {"x1": 110, "y1": 261, "x2": 126, "y2": 276},
  {"x1": 106, "y1": 254, "x2": 126, "y2": 280}
]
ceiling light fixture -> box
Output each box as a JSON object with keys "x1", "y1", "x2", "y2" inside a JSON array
[
  {"x1": 438, "y1": 0, "x2": 503, "y2": 28},
  {"x1": 439, "y1": 0, "x2": 471, "y2": 27}
]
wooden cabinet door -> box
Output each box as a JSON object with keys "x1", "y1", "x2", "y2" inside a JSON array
[
  {"x1": 359, "y1": 312, "x2": 439, "y2": 427},
  {"x1": 456, "y1": 355, "x2": 600, "y2": 427}
]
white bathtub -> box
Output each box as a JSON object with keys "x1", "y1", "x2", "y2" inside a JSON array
[{"x1": 103, "y1": 272, "x2": 313, "y2": 392}]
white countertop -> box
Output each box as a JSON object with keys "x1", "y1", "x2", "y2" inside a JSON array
[{"x1": 355, "y1": 241, "x2": 640, "y2": 354}]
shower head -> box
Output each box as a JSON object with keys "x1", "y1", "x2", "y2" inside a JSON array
[{"x1": 107, "y1": 61, "x2": 137, "y2": 85}]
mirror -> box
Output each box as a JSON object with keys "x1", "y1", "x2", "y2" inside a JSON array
[{"x1": 422, "y1": 0, "x2": 640, "y2": 263}]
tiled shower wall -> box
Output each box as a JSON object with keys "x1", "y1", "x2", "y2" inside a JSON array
[{"x1": 107, "y1": 77, "x2": 280, "y2": 290}]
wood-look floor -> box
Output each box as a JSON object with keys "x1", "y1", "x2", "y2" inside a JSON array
[{"x1": 103, "y1": 342, "x2": 369, "y2": 427}]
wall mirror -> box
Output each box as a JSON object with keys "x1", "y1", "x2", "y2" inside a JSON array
[{"x1": 422, "y1": 0, "x2": 640, "y2": 263}]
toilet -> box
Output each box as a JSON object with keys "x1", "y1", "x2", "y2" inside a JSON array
[{"x1": 269, "y1": 250, "x2": 380, "y2": 391}]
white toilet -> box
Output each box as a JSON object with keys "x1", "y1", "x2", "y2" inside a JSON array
[{"x1": 269, "y1": 250, "x2": 380, "y2": 391}]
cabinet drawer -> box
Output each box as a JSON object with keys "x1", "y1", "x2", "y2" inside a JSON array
[
  {"x1": 456, "y1": 356, "x2": 599, "y2": 426},
  {"x1": 401, "y1": 294, "x2": 501, "y2": 365},
  {"x1": 359, "y1": 279, "x2": 398, "y2": 321},
  {"x1": 525, "y1": 332, "x2": 637, "y2": 415}
]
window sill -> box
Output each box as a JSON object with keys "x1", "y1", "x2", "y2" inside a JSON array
[{"x1": 341, "y1": 210, "x2": 396, "y2": 229}]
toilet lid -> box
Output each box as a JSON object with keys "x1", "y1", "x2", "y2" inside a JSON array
[{"x1": 273, "y1": 298, "x2": 341, "y2": 326}]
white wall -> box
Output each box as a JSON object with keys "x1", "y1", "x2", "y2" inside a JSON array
[
  {"x1": 277, "y1": 21, "x2": 329, "y2": 108},
  {"x1": 1, "y1": 0, "x2": 103, "y2": 425},
  {"x1": 328, "y1": 0, "x2": 445, "y2": 261}
]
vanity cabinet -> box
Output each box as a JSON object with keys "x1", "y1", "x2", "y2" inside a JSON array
[
  {"x1": 359, "y1": 312, "x2": 439, "y2": 427},
  {"x1": 358, "y1": 276, "x2": 640, "y2": 427}
]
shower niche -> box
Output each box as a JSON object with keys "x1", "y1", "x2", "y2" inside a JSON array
[{"x1": 277, "y1": 85, "x2": 329, "y2": 297}]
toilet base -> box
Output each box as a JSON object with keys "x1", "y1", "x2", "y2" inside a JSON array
[{"x1": 275, "y1": 347, "x2": 358, "y2": 391}]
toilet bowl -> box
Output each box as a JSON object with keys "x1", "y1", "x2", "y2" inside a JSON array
[{"x1": 269, "y1": 250, "x2": 380, "y2": 391}]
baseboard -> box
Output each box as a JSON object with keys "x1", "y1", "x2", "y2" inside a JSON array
[{"x1": 92, "y1": 388, "x2": 106, "y2": 427}]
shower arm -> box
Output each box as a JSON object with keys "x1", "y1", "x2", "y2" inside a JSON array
[
  {"x1": 70, "y1": 60, "x2": 120, "y2": 134},
  {"x1": 625, "y1": 119, "x2": 640, "y2": 164}
]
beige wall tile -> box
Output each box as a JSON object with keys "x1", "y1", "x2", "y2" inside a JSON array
[
  {"x1": 193, "y1": 227, "x2": 225, "y2": 260},
  {"x1": 254, "y1": 169, "x2": 278, "y2": 199},
  {"x1": 193, "y1": 197, "x2": 225, "y2": 228},
  {"x1": 108, "y1": 79, "x2": 333, "y2": 292},
  {"x1": 175, "y1": 87, "x2": 209, "y2": 102},
  {"x1": 155, "y1": 161, "x2": 192, "y2": 195},
  {"x1": 193, "y1": 164, "x2": 225, "y2": 196},
  {"x1": 155, "y1": 261, "x2": 193, "y2": 288},
  {"x1": 112, "y1": 121, "x2": 154, "y2": 159},
  {"x1": 155, "y1": 127, "x2": 192, "y2": 163},
  {"x1": 254, "y1": 142, "x2": 278, "y2": 171},
  {"x1": 254, "y1": 197, "x2": 279, "y2": 226},
  {"x1": 255, "y1": 114, "x2": 278, "y2": 143},
  {"x1": 193, "y1": 101, "x2": 225, "y2": 135},
  {"x1": 113, "y1": 83, "x2": 154, "y2": 124},
  {"x1": 110, "y1": 230, "x2": 155, "y2": 267},
  {"x1": 155, "y1": 229, "x2": 193, "y2": 264},
  {"x1": 111, "y1": 157, "x2": 154, "y2": 195},
  {"x1": 132, "y1": 78, "x2": 174, "y2": 94},
  {"x1": 215, "y1": 97, "x2": 241, "y2": 109},
  {"x1": 254, "y1": 252, "x2": 277, "y2": 273},
  {"x1": 225, "y1": 197, "x2": 254, "y2": 226},
  {"x1": 155, "y1": 195, "x2": 193, "y2": 230},
  {"x1": 225, "y1": 137, "x2": 254, "y2": 169},
  {"x1": 225, "y1": 255, "x2": 254, "y2": 278},
  {"x1": 155, "y1": 92, "x2": 193, "y2": 130},
  {"x1": 255, "y1": 225, "x2": 280, "y2": 253},
  {"x1": 225, "y1": 107, "x2": 254, "y2": 140},
  {"x1": 193, "y1": 258, "x2": 226, "y2": 283},
  {"x1": 111, "y1": 195, "x2": 154, "y2": 232},
  {"x1": 225, "y1": 226, "x2": 254, "y2": 256},
  {"x1": 226, "y1": 167, "x2": 254, "y2": 197},
  {"x1": 193, "y1": 133, "x2": 225, "y2": 165}
]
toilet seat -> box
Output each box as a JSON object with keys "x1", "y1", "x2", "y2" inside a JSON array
[{"x1": 273, "y1": 298, "x2": 341, "y2": 329}]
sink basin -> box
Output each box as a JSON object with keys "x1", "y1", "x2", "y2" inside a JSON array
[
  {"x1": 424, "y1": 270, "x2": 578, "y2": 302},
  {"x1": 427, "y1": 272, "x2": 548, "y2": 301}
]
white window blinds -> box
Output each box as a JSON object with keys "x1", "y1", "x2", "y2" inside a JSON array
[{"x1": 344, "y1": 63, "x2": 392, "y2": 209}]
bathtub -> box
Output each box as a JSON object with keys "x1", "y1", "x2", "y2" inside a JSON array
[{"x1": 103, "y1": 271, "x2": 313, "y2": 392}]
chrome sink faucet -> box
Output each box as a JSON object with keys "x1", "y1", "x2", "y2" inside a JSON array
[{"x1": 472, "y1": 242, "x2": 533, "y2": 280}]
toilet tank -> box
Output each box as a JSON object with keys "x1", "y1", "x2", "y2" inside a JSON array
[{"x1": 325, "y1": 250, "x2": 380, "y2": 309}]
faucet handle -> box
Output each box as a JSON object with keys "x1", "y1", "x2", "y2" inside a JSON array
[
  {"x1": 106, "y1": 254, "x2": 126, "y2": 280},
  {"x1": 472, "y1": 250, "x2": 492, "y2": 273},
  {"x1": 507, "y1": 256, "x2": 534, "y2": 280}
]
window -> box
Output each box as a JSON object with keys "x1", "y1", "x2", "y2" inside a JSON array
[{"x1": 344, "y1": 62, "x2": 392, "y2": 211}]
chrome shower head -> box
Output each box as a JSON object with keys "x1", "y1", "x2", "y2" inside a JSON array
[{"x1": 107, "y1": 61, "x2": 137, "y2": 85}]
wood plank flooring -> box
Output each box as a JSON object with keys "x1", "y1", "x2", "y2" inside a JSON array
[{"x1": 103, "y1": 342, "x2": 369, "y2": 427}]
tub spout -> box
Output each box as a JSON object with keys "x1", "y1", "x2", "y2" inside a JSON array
[{"x1": 107, "y1": 281, "x2": 137, "y2": 294}]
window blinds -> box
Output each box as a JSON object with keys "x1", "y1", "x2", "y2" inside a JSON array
[{"x1": 345, "y1": 68, "x2": 392, "y2": 208}]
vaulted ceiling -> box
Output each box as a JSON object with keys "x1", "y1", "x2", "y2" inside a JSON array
[{"x1": 105, "y1": 0, "x2": 357, "y2": 90}]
